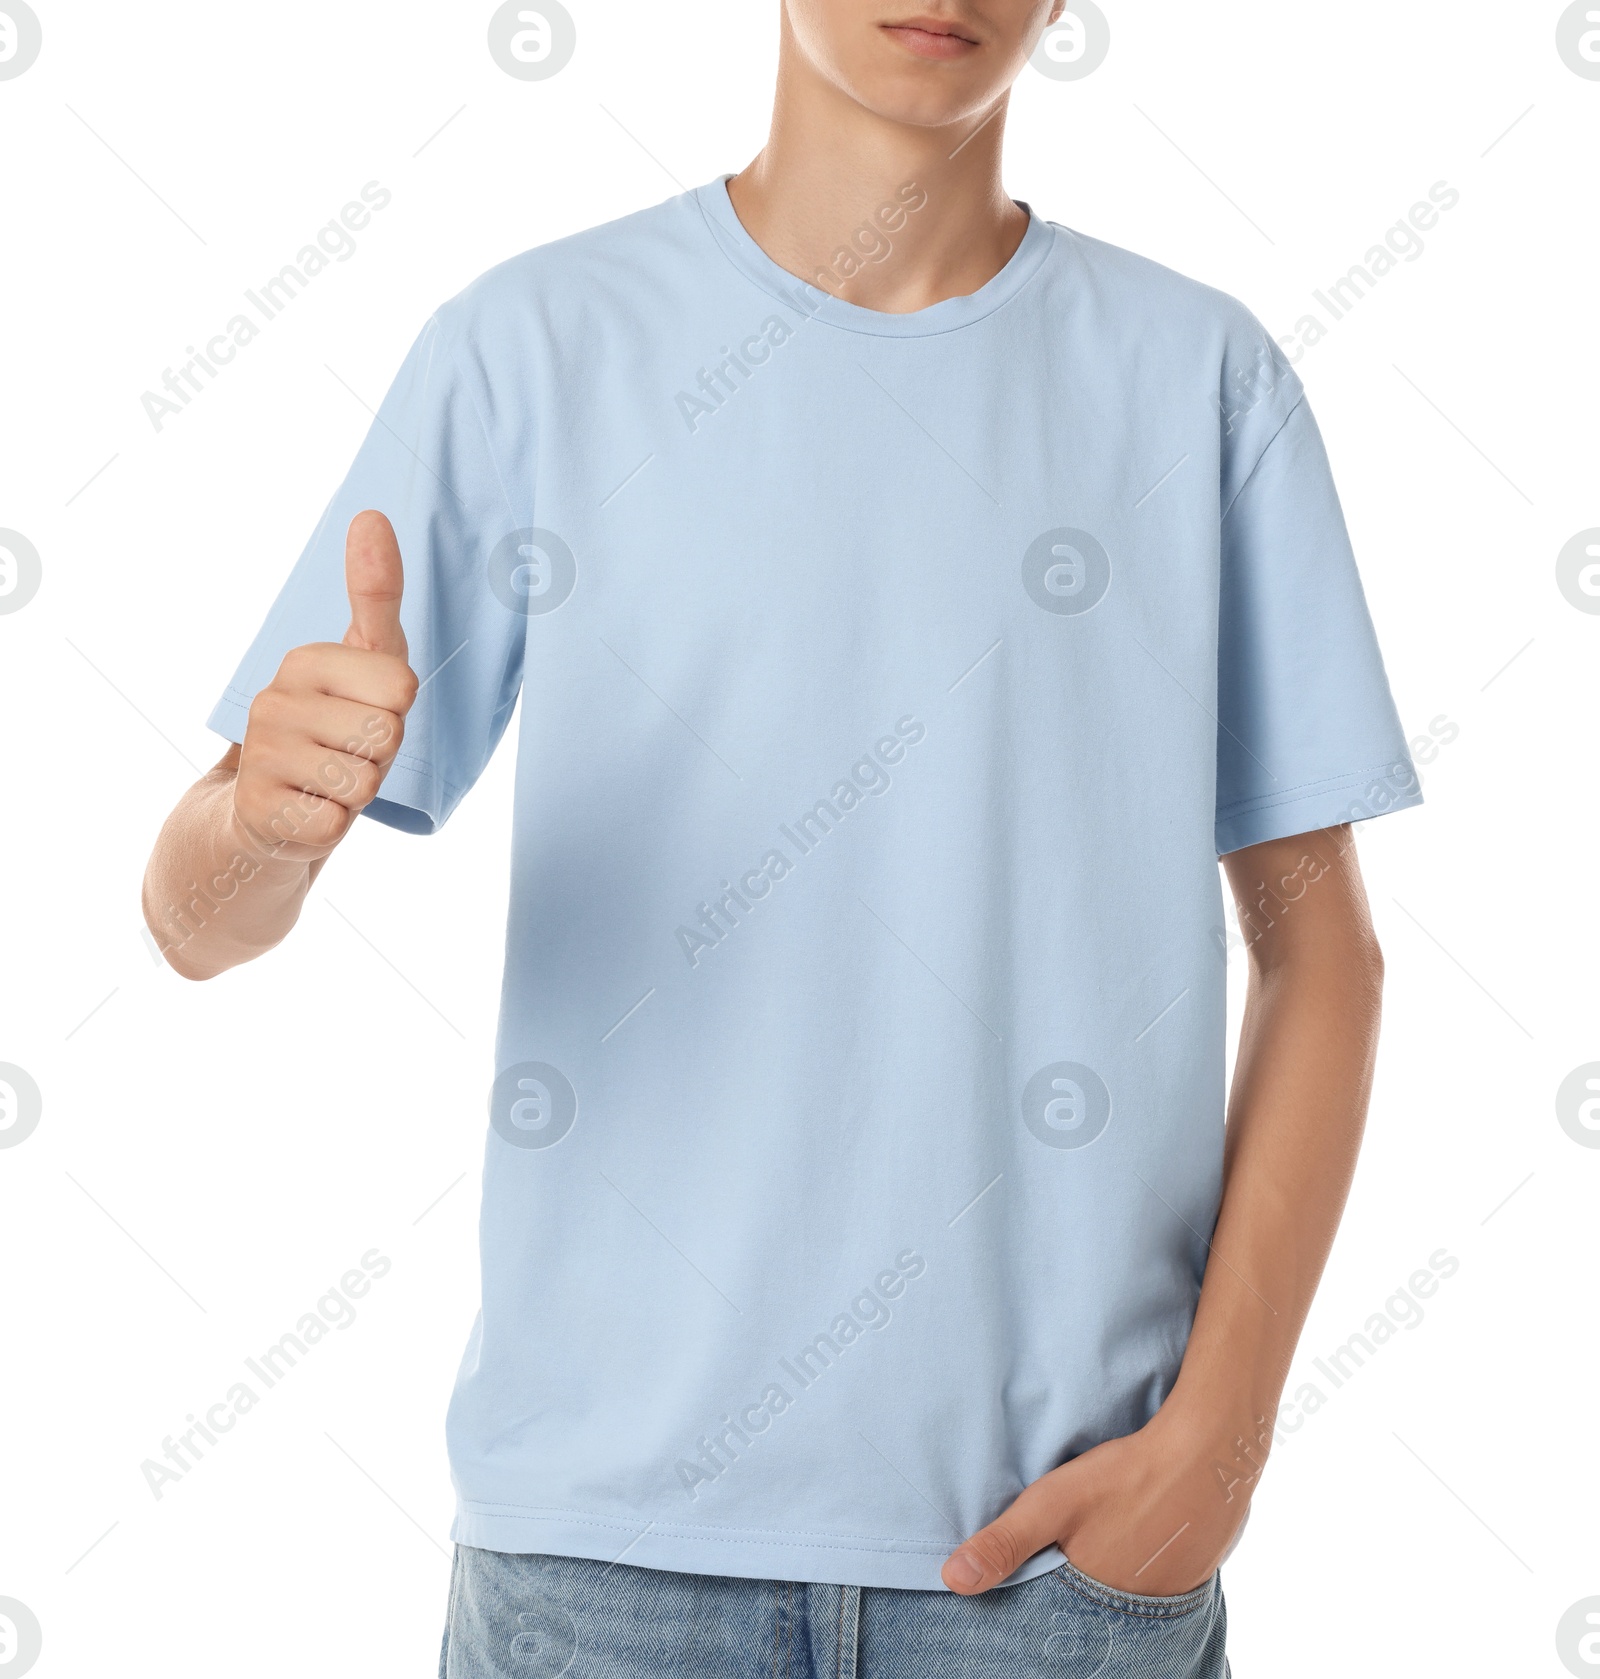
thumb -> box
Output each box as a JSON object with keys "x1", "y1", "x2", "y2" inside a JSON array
[
  {"x1": 343, "y1": 509, "x2": 408, "y2": 658},
  {"x1": 942, "y1": 1474, "x2": 1068, "y2": 1595}
]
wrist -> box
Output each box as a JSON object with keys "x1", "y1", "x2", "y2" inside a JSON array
[
  {"x1": 1150, "y1": 1384, "x2": 1278, "y2": 1468},
  {"x1": 1148, "y1": 1389, "x2": 1278, "y2": 1514}
]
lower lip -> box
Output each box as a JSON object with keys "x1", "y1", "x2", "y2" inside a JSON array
[{"x1": 881, "y1": 24, "x2": 979, "y2": 60}]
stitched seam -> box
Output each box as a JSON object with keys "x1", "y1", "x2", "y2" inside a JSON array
[
  {"x1": 213, "y1": 687, "x2": 467, "y2": 812},
  {"x1": 458, "y1": 1500, "x2": 952, "y2": 1551},
  {"x1": 381, "y1": 748, "x2": 468, "y2": 797},
  {"x1": 464, "y1": 1525, "x2": 946, "y2": 1558},
  {"x1": 1219, "y1": 394, "x2": 1306, "y2": 525},
  {"x1": 691, "y1": 186, "x2": 1057, "y2": 342},
  {"x1": 1216, "y1": 760, "x2": 1417, "y2": 819},
  {"x1": 781, "y1": 1580, "x2": 792, "y2": 1679},
  {"x1": 1050, "y1": 1562, "x2": 1208, "y2": 1622},
  {"x1": 1218, "y1": 762, "x2": 1396, "y2": 809}
]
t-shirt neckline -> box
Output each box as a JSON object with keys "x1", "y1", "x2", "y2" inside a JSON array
[{"x1": 693, "y1": 173, "x2": 1054, "y2": 339}]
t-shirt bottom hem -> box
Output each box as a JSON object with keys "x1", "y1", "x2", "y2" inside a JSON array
[{"x1": 449, "y1": 1503, "x2": 1062, "y2": 1592}]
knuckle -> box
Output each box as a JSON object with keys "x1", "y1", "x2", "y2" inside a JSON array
[
  {"x1": 247, "y1": 686, "x2": 285, "y2": 732},
  {"x1": 300, "y1": 799, "x2": 350, "y2": 846},
  {"x1": 323, "y1": 801, "x2": 355, "y2": 842},
  {"x1": 366, "y1": 654, "x2": 417, "y2": 714},
  {"x1": 313, "y1": 754, "x2": 361, "y2": 804},
  {"x1": 311, "y1": 751, "x2": 381, "y2": 810},
  {"x1": 370, "y1": 711, "x2": 405, "y2": 760},
  {"x1": 277, "y1": 643, "x2": 317, "y2": 685},
  {"x1": 304, "y1": 792, "x2": 346, "y2": 841},
  {"x1": 352, "y1": 762, "x2": 383, "y2": 806},
  {"x1": 344, "y1": 711, "x2": 402, "y2": 763},
  {"x1": 250, "y1": 789, "x2": 312, "y2": 849},
  {"x1": 970, "y1": 1526, "x2": 1023, "y2": 1579}
]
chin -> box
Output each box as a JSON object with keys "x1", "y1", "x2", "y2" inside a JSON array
[{"x1": 842, "y1": 58, "x2": 1003, "y2": 130}]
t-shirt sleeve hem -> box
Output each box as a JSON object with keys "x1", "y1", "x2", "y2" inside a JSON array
[
  {"x1": 205, "y1": 689, "x2": 462, "y2": 836},
  {"x1": 1215, "y1": 764, "x2": 1423, "y2": 855}
]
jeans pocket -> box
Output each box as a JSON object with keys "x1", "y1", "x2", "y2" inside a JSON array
[{"x1": 1053, "y1": 1555, "x2": 1216, "y2": 1620}]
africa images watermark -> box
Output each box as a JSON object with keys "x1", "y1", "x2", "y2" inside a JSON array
[
  {"x1": 1277, "y1": 181, "x2": 1460, "y2": 365},
  {"x1": 1209, "y1": 1247, "x2": 1463, "y2": 1504},
  {"x1": 673, "y1": 1249, "x2": 928, "y2": 1500},
  {"x1": 675, "y1": 182, "x2": 930, "y2": 433},
  {"x1": 1211, "y1": 717, "x2": 1456, "y2": 967},
  {"x1": 673, "y1": 714, "x2": 927, "y2": 968},
  {"x1": 146, "y1": 711, "x2": 399, "y2": 966},
  {"x1": 139, "y1": 181, "x2": 392, "y2": 432},
  {"x1": 1029, "y1": 1, "x2": 1111, "y2": 80},
  {"x1": 0, "y1": 527, "x2": 42, "y2": 616},
  {"x1": 0, "y1": 1597, "x2": 42, "y2": 1679},
  {"x1": 1274, "y1": 1247, "x2": 1460, "y2": 1437},
  {"x1": 0, "y1": 1062, "x2": 43, "y2": 1151},
  {"x1": 0, "y1": 0, "x2": 42, "y2": 81},
  {"x1": 487, "y1": 0, "x2": 576, "y2": 80},
  {"x1": 140, "y1": 1248, "x2": 392, "y2": 1499}
]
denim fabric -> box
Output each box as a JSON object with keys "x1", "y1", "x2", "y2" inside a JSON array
[{"x1": 439, "y1": 1547, "x2": 1229, "y2": 1678}]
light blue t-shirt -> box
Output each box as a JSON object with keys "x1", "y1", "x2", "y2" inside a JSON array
[{"x1": 209, "y1": 177, "x2": 1421, "y2": 1590}]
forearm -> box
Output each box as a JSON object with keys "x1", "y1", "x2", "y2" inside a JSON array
[
  {"x1": 1164, "y1": 831, "x2": 1383, "y2": 1471},
  {"x1": 144, "y1": 533, "x2": 418, "y2": 982},
  {"x1": 142, "y1": 752, "x2": 323, "y2": 980},
  {"x1": 943, "y1": 869, "x2": 1386, "y2": 1600}
]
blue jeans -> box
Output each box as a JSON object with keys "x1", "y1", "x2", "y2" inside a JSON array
[{"x1": 439, "y1": 1547, "x2": 1229, "y2": 1677}]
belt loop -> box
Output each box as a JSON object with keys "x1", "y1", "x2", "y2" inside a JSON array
[{"x1": 835, "y1": 1584, "x2": 861, "y2": 1679}]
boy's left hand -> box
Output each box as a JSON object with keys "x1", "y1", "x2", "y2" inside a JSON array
[{"x1": 941, "y1": 1409, "x2": 1262, "y2": 1596}]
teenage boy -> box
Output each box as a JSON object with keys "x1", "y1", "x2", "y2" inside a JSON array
[{"x1": 144, "y1": 3, "x2": 1421, "y2": 1673}]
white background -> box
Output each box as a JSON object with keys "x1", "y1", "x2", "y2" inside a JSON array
[{"x1": 2, "y1": 2, "x2": 1597, "y2": 1675}]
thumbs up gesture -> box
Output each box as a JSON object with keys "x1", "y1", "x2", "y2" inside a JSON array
[{"x1": 233, "y1": 511, "x2": 420, "y2": 859}]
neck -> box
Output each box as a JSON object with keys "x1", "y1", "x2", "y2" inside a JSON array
[{"x1": 727, "y1": 17, "x2": 1027, "y2": 314}]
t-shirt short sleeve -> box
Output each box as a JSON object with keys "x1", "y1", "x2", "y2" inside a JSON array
[
  {"x1": 206, "y1": 312, "x2": 526, "y2": 835},
  {"x1": 1214, "y1": 393, "x2": 1421, "y2": 855}
]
